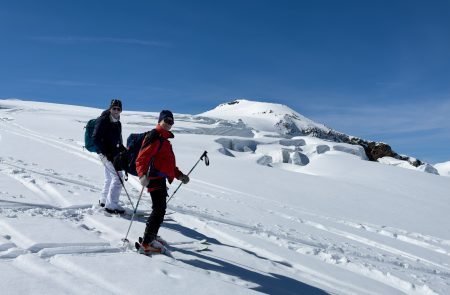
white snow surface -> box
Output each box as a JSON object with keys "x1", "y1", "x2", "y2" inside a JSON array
[
  {"x1": 434, "y1": 161, "x2": 450, "y2": 177},
  {"x1": 0, "y1": 99, "x2": 449, "y2": 295}
]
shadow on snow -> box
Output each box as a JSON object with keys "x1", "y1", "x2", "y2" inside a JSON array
[{"x1": 164, "y1": 220, "x2": 329, "y2": 295}]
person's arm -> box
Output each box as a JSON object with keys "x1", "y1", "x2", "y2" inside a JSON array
[{"x1": 174, "y1": 167, "x2": 182, "y2": 179}]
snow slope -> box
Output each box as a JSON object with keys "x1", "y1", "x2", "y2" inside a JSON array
[
  {"x1": 1, "y1": 99, "x2": 449, "y2": 295},
  {"x1": 434, "y1": 161, "x2": 450, "y2": 177}
]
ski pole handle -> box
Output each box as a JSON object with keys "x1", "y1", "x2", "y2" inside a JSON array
[
  {"x1": 186, "y1": 151, "x2": 209, "y2": 176},
  {"x1": 200, "y1": 151, "x2": 209, "y2": 165}
]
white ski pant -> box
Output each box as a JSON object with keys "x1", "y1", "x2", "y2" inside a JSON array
[{"x1": 99, "y1": 155, "x2": 123, "y2": 210}]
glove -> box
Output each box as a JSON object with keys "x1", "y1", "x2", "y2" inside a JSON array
[
  {"x1": 106, "y1": 153, "x2": 114, "y2": 162},
  {"x1": 139, "y1": 175, "x2": 150, "y2": 187},
  {"x1": 178, "y1": 174, "x2": 190, "y2": 184}
]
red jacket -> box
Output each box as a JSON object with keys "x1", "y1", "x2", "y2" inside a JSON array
[{"x1": 136, "y1": 125, "x2": 182, "y2": 185}]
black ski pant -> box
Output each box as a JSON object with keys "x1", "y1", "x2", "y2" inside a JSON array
[{"x1": 142, "y1": 187, "x2": 167, "y2": 244}]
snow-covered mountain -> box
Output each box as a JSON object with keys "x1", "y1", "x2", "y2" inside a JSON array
[
  {"x1": 200, "y1": 99, "x2": 439, "y2": 175},
  {"x1": 200, "y1": 99, "x2": 331, "y2": 137},
  {"x1": 1, "y1": 99, "x2": 449, "y2": 295}
]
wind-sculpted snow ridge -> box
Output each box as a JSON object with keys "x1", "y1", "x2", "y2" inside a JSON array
[
  {"x1": 1, "y1": 99, "x2": 450, "y2": 294},
  {"x1": 214, "y1": 136, "x2": 368, "y2": 170}
]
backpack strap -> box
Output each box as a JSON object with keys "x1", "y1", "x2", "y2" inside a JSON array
[
  {"x1": 141, "y1": 129, "x2": 158, "y2": 147},
  {"x1": 141, "y1": 129, "x2": 165, "y2": 177}
]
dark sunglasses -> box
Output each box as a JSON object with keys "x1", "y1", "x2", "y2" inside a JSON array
[
  {"x1": 163, "y1": 117, "x2": 174, "y2": 125},
  {"x1": 111, "y1": 107, "x2": 122, "y2": 112}
]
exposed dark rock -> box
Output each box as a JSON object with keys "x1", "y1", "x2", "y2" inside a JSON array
[
  {"x1": 227, "y1": 100, "x2": 240, "y2": 105},
  {"x1": 277, "y1": 125, "x2": 423, "y2": 167},
  {"x1": 365, "y1": 142, "x2": 395, "y2": 161}
]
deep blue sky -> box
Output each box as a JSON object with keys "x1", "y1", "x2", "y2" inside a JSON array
[{"x1": 1, "y1": 1, "x2": 449, "y2": 163}]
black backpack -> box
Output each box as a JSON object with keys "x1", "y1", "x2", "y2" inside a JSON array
[{"x1": 113, "y1": 130, "x2": 163, "y2": 177}]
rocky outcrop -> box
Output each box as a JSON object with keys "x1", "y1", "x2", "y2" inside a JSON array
[
  {"x1": 348, "y1": 138, "x2": 423, "y2": 167},
  {"x1": 363, "y1": 142, "x2": 395, "y2": 161},
  {"x1": 281, "y1": 126, "x2": 424, "y2": 167}
]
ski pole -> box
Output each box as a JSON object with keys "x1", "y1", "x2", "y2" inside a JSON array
[
  {"x1": 122, "y1": 185, "x2": 146, "y2": 245},
  {"x1": 115, "y1": 169, "x2": 135, "y2": 211},
  {"x1": 166, "y1": 151, "x2": 209, "y2": 205}
]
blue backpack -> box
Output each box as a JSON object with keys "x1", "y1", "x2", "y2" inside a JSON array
[
  {"x1": 113, "y1": 130, "x2": 163, "y2": 177},
  {"x1": 84, "y1": 119, "x2": 98, "y2": 153}
]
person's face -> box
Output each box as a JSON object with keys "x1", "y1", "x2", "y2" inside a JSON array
[
  {"x1": 159, "y1": 117, "x2": 174, "y2": 131},
  {"x1": 110, "y1": 106, "x2": 122, "y2": 119}
]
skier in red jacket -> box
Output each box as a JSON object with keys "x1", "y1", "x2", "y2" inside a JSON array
[{"x1": 135, "y1": 110, "x2": 189, "y2": 254}]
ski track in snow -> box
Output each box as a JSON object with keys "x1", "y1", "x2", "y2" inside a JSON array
[
  {"x1": 0, "y1": 164, "x2": 71, "y2": 208},
  {"x1": 169, "y1": 181, "x2": 449, "y2": 294},
  {"x1": 170, "y1": 205, "x2": 447, "y2": 295},
  {"x1": 0, "y1": 119, "x2": 99, "y2": 164},
  {"x1": 0, "y1": 158, "x2": 102, "y2": 209},
  {"x1": 0, "y1": 160, "x2": 101, "y2": 192},
  {"x1": 186, "y1": 179, "x2": 450, "y2": 257},
  {"x1": 1, "y1": 108, "x2": 449, "y2": 294}
]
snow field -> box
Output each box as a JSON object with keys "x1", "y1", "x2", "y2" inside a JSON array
[{"x1": 0, "y1": 99, "x2": 449, "y2": 294}]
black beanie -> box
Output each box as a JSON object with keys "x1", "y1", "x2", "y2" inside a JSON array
[
  {"x1": 110, "y1": 99, "x2": 122, "y2": 110},
  {"x1": 158, "y1": 110, "x2": 174, "y2": 123}
]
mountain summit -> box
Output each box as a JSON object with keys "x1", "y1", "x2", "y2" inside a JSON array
[{"x1": 200, "y1": 99, "x2": 330, "y2": 137}]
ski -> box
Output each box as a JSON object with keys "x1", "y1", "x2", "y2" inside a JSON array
[
  {"x1": 176, "y1": 243, "x2": 209, "y2": 252},
  {"x1": 104, "y1": 210, "x2": 149, "y2": 218},
  {"x1": 136, "y1": 237, "x2": 209, "y2": 254},
  {"x1": 139, "y1": 236, "x2": 209, "y2": 247},
  {"x1": 170, "y1": 238, "x2": 209, "y2": 246}
]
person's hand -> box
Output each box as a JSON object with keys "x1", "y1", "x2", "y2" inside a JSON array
[
  {"x1": 178, "y1": 174, "x2": 190, "y2": 184},
  {"x1": 139, "y1": 175, "x2": 150, "y2": 187},
  {"x1": 106, "y1": 153, "x2": 114, "y2": 162},
  {"x1": 99, "y1": 154, "x2": 108, "y2": 163}
]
